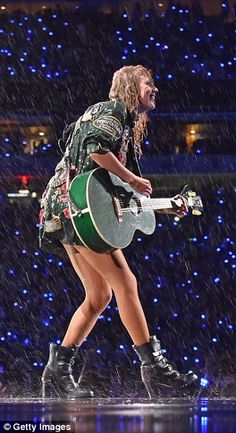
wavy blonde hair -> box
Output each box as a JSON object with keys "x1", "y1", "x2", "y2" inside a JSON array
[{"x1": 109, "y1": 65, "x2": 154, "y2": 156}]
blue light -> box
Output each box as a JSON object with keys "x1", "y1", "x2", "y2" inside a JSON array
[
  {"x1": 122, "y1": 56, "x2": 126, "y2": 60},
  {"x1": 42, "y1": 46, "x2": 47, "y2": 51},
  {"x1": 128, "y1": 41, "x2": 133, "y2": 45},
  {"x1": 118, "y1": 37, "x2": 123, "y2": 41},
  {"x1": 128, "y1": 27, "x2": 133, "y2": 31},
  {"x1": 153, "y1": 298, "x2": 158, "y2": 303},
  {"x1": 200, "y1": 378, "x2": 209, "y2": 387},
  {"x1": 212, "y1": 338, "x2": 217, "y2": 343},
  {"x1": 144, "y1": 44, "x2": 149, "y2": 48},
  {"x1": 167, "y1": 74, "x2": 173, "y2": 79},
  {"x1": 37, "y1": 18, "x2": 43, "y2": 22},
  {"x1": 132, "y1": 49, "x2": 136, "y2": 53},
  {"x1": 201, "y1": 314, "x2": 206, "y2": 319},
  {"x1": 149, "y1": 36, "x2": 154, "y2": 41},
  {"x1": 179, "y1": 28, "x2": 184, "y2": 32},
  {"x1": 214, "y1": 276, "x2": 220, "y2": 283},
  {"x1": 15, "y1": 230, "x2": 20, "y2": 235},
  {"x1": 171, "y1": 5, "x2": 176, "y2": 10},
  {"x1": 49, "y1": 32, "x2": 54, "y2": 36},
  {"x1": 57, "y1": 44, "x2": 62, "y2": 49},
  {"x1": 207, "y1": 72, "x2": 212, "y2": 77},
  {"x1": 116, "y1": 30, "x2": 120, "y2": 35},
  {"x1": 184, "y1": 54, "x2": 189, "y2": 59},
  {"x1": 195, "y1": 358, "x2": 200, "y2": 363},
  {"x1": 96, "y1": 349, "x2": 101, "y2": 354},
  {"x1": 119, "y1": 345, "x2": 124, "y2": 349},
  {"x1": 24, "y1": 338, "x2": 30, "y2": 345},
  {"x1": 183, "y1": 356, "x2": 188, "y2": 360},
  {"x1": 123, "y1": 13, "x2": 128, "y2": 18},
  {"x1": 193, "y1": 346, "x2": 198, "y2": 351},
  {"x1": 208, "y1": 33, "x2": 213, "y2": 38}
]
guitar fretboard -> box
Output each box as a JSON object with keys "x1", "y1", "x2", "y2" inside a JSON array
[{"x1": 141, "y1": 198, "x2": 173, "y2": 210}]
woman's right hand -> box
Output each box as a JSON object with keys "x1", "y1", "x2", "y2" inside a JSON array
[{"x1": 128, "y1": 174, "x2": 153, "y2": 197}]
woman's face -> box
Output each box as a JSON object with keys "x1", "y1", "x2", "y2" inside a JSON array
[{"x1": 138, "y1": 75, "x2": 158, "y2": 113}]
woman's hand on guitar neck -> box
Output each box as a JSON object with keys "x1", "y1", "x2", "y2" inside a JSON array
[{"x1": 128, "y1": 174, "x2": 153, "y2": 197}]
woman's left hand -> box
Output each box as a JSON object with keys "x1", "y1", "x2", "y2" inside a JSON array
[{"x1": 156, "y1": 195, "x2": 188, "y2": 218}]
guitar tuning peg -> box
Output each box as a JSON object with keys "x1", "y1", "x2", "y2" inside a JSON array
[
  {"x1": 192, "y1": 209, "x2": 202, "y2": 216},
  {"x1": 188, "y1": 191, "x2": 196, "y2": 197}
]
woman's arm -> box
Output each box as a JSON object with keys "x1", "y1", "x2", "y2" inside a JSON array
[{"x1": 90, "y1": 151, "x2": 152, "y2": 197}]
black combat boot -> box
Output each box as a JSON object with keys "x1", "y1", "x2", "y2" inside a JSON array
[
  {"x1": 133, "y1": 336, "x2": 199, "y2": 398},
  {"x1": 41, "y1": 343, "x2": 94, "y2": 399}
]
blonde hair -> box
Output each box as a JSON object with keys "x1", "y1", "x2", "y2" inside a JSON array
[{"x1": 109, "y1": 65, "x2": 154, "y2": 156}]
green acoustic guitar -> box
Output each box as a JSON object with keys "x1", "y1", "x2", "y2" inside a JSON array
[{"x1": 68, "y1": 168, "x2": 203, "y2": 253}]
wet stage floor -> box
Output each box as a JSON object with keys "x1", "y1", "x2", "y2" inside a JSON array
[{"x1": 0, "y1": 398, "x2": 235, "y2": 433}]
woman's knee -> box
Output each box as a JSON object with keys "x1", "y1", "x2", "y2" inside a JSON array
[
  {"x1": 112, "y1": 270, "x2": 138, "y2": 297},
  {"x1": 85, "y1": 287, "x2": 112, "y2": 315}
]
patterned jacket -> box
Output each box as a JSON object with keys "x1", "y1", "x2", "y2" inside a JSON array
[{"x1": 39, "y1": 99, "x2": 142, "y2": 254}]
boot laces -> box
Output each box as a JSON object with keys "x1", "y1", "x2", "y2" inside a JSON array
[{"x1": 153, "y1": 350, "x2": 179, "y2": 374}]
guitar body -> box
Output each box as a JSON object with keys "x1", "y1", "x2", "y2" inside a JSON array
[{"x1": 69, "y1": 168, "x2": 156, "y2": 253}]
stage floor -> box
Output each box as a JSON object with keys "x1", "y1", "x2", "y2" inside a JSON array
[{"x1": 0, "y1": 397, "x2": 235, "y2": 433}]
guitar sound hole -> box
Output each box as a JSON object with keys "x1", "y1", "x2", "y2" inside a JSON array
[{"x1": 129, "y1": 198, "x2": 139, "y2": 216}]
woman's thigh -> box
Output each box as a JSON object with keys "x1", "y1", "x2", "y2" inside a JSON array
[
  {"x1": 62, "y1": 243, "x2": 112, "y2": 295},
  {"x1": 73, "y1": 246, "x2": 136, "y2": 290}
]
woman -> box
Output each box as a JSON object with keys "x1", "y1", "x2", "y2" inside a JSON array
[{"x1": 39, "y1": 65, "x2": 198, "y2": 399}]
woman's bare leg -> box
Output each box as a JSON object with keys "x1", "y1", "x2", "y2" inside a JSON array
[
  {"x1": 61, "y1": 244, "x2": 112, "y2": 347},
  {"x1": 75, "y1": 247, "x2": 150, "y2": 346}
]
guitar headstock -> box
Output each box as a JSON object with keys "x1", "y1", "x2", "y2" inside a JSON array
[{"x1": 180, "y1": 185, "x2": 203, "y2": 216}]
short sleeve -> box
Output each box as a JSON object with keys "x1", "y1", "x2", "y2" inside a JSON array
[{"x1": 82, "y1": 100, "x2": 127, "y2": 155}]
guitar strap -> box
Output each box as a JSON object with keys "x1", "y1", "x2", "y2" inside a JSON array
[{"x1": 64, "y1": 118, "x2": 83, "y2": 217}]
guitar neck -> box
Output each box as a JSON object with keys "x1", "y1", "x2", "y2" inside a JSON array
[{"x1": 141, "y1": 197, "x2": 173, "y2": 211}]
